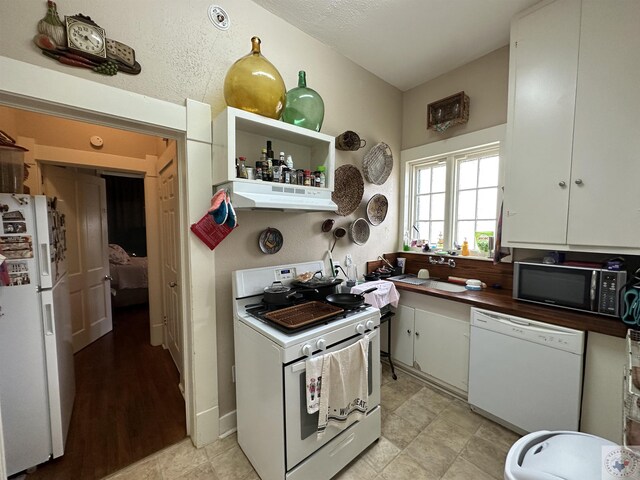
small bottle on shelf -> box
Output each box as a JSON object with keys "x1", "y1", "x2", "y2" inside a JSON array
[
  {"x1": 286, "y1": 154, "x2": 294, "y2": 170},
  {"x1": 255, "y1": 161, "x2": 263, "y2": 181},
  {"x1": 317, "y1": 166, "x2": 326, "y2": 188},
  {"x1": 238, "y1": 157, "x2": 248, "y2": 179},
  {"x1": 303, "y1": 170, "x2": 312, "y2": 186}
]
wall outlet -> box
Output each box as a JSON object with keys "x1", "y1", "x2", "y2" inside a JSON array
[
  {"x1": 333, "y1": 261, "x2": 341, "y2": 275},
  {"x1": 345, "y1": 254, "x2": 353, "y2": 266}
]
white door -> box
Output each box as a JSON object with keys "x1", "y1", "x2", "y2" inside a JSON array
[
  {"x1": 413, "y1": 309, "x2": 470, "y2": 392},
  {"x1": 502, "y1": 0, "x2": 580, "y2": 245},
  {"x1": 567, "y1": 0, "x2": 640, "y2": 248},
  {"x1": 43, "y1": 165, "x2": 112, "y2": 352},
  {"x1": 391, "y1": 304, "x2": 415, "y2": 367},
  {"x1": 158, "y1": 142, "x2": 182, "y2": 377}
]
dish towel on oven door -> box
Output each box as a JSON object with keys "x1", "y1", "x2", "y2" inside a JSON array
[
  {"x1": 305, "y1": 356, "x2": 323, "y2": 414},
  {"x1": 316, "y1": 334, "x2": 370, "y2": 438}
]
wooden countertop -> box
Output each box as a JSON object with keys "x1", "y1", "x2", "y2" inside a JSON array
[{"x1": 391, "y1": 281, "x2": 628, "y2": 338}]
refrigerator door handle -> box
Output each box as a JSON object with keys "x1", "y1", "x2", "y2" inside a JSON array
[
  {"x1": 43, "y1": 301, "x2": 54, "y2": 336},
  {"x1": 40, "y1": 242, "x2": 51, "y2": 279}
]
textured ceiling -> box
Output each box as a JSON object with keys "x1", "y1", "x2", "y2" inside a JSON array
[{"x1": 252, "y1": 0, "x2": 539, "y2": 91}]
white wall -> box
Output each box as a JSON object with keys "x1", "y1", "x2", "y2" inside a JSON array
[
  {"x1": 0, "y1": 0, "x2": 402, "y2": 422},
  {"x1": 402, "y1": 46, "x2": 509, "y2": 150}
]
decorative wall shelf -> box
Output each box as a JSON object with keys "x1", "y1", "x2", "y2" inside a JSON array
[{"x1": 427, "y1": 91, "x2": 470, "y2": 132}]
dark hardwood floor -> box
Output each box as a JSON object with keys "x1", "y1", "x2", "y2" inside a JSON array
[{"x1": 26, "y1": 305, "x2": 186, "y2": 480}]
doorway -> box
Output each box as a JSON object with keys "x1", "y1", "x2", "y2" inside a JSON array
[
  {"x1": 1, "y1": 106, "x2": 187, "y2": 478},
  {"x1": 0, "y1": 58, "x2": 219, "y2": 480}
]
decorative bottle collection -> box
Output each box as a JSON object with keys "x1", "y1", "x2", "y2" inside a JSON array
[{"x1": 235, "y1": 139, "x2": 326, "y2": 187}]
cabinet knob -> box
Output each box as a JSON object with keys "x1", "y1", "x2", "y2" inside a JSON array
[
  {"x1": 574, "y1": 179, "x2": 583, "y2": 185},
  {"x1": 558, "y1": 181, "x2": 566, "y2": 187},
  {"x1": 415, "y1": 331, "x2": 420, "y2": 338}
]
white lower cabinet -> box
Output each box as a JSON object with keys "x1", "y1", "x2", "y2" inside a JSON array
[{"x1": 389, "y1": 292, "x2": 470, "y2": 393}]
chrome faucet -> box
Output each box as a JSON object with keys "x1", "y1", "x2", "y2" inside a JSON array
[{"x1": 428, "y1": 256, "x2": 456, "y2": 268}]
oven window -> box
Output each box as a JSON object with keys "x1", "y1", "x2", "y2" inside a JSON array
[{"x1": 297, "y1": 340, "x2": 373, "y2": 441}]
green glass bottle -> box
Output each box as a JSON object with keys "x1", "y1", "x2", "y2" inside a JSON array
[
  {"x1": 224, "y1": 37, "x2": 286, "y2": 120},
  {"x1": 282, "y1": 71, "x2": 324, "y2": 132}
]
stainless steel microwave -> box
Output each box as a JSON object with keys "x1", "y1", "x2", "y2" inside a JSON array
[{"x1": 513, "y1": 261, "x2": 627, "y2": 317}]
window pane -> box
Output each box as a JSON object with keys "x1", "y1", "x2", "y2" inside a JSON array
[
  {"x1": 457, "y1": 190, "x2": 476, "y2": 220},
  {"x1": 432, "y1": 164, "x2": 446, "y2": 192},
  {"x1": 476, "y1": 220, "x2": 496, "y2": 237},
  {"x1": 416, "y1": 221, "x2": 429, "y2": 240},
  {"x1": 417, "y1": 195, "x2": 430, "y2": 221},
  {"x1": 458, "y1": 159, "x2": 478, "y2": 190},
  {"x1": 477, "y1": 187, "x2": 498, "y2": 219},
  {"x1": 430, "y1": 221, "x2": 444, "y2": 245},
  {"x1": 417, "y1": 168, "x2": 431, "y2": 194},
  {"x1": 456, "y1": 221, "x2": 476, "y2": 248},
  {"x1": 478, "y1": 155, "x2": 499, "y2": 187},
  {"x1": 431, "y1": 193, "x2": 445, "y2": 220}
]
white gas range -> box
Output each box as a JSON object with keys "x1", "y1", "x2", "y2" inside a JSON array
[{"x1": 233, "y1": 261, "x2": 381, "y2": 480}]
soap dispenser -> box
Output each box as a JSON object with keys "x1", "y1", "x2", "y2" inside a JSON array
[{"x1": 461, "y1": 238, "x2": 470, "y2": 256}]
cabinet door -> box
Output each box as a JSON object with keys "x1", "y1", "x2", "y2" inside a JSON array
[
  {"x1": 567, "y1": 0, "x2": 640, "y2": 248},
  {"x1": 390, "y1": 305, "x2": 414, "y2": 367},
  {"x1": 503, "y1": 0, "x2": 581, "y2": 245},
  {"x1": 413, "y1": 309, "x2": 470, "y2": 392}
]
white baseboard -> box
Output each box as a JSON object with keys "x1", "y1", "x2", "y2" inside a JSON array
[{"x1": 218, "y1": 410, "x2": 237, "y2": 438}]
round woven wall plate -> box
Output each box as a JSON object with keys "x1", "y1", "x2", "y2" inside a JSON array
[
  {"x1": 349, "y1": 218, "x2": 370, "y2": 245},
  {"x1": 332, "y1": 164, "x2": 364, "y2": 216},
  {"x1": 259, "y1": 227, "x2": 283, "y2": 254},
  {"x1": 363, "y1": 142, "x2": 393, "y2": 185},
  {"x1": 366, "y1": 194, "x2": 388, "y2": 226}
]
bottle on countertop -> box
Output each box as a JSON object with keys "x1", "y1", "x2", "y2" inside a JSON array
[
  {"x1": 461, "y1": 238, "x2": 470, "y2": 256},
  {"x1": 437, "y1": 232, "x2": 444, "y2": 250}
]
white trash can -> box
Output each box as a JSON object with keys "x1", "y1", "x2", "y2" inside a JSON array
[{"x1": 505, "y1": 430, "x2": 618, "y2": 480}]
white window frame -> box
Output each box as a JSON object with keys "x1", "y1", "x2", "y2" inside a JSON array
[{"x1": 400, "y1": 124, "x2": 506, "y2": 257}]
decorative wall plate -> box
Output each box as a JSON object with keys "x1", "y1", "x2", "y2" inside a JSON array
[
  {"x1": 366, "y1": 194, "x2": 388, "y2": 226},
  {"x1": 332, "y1": 164, "x2": 364, "y2": 216},
  {"x1": 363, "y1": 142, "x2": 393, "y2": 185},
  {"x1": 259, "y1": 227, "x2": 283, "y2": 254}
]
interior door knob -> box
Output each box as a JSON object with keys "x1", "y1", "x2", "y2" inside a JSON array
[
  {"x1": 169, "y1": 281, "x2": 177, "y2": 287},
  {"x1": 558, "y1": 181, "x2": 566, "y2": 187},
  {"x1": 104, "y1": 275, "x2": 113, "y2": 281},
  {"x1": 574, "y1": 179, "x2": 583, "y2": 185}
]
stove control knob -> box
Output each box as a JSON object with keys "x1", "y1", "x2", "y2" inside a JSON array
[
  {"x1": 316, "y1": 339, "x2": 327, "y2": 350},
  {"x1": 356, "y1": 323, "x2": 366, "y2": 335},
  {"x1": 301, "y1": 344, "x2": 313, "y2": 356},
  {"x1": 365, "y1": 320, "x2": 375, "y2": 330}
]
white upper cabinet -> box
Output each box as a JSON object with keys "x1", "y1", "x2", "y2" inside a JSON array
[
  {"x1": 567, "y1": 0, "x2": 640, "y2": 248},
  {"x1": 503, "y1": 0, "x2": 640, "y2": 253},
  {"x1": 503, "y1": 0, "x2": 580, "y2": 246}
]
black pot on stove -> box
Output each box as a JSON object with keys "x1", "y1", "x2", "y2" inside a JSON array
[
  {"x1": 262, "y1": 281, "x2": 318, "y2": 305},
  {"x1": 291, "y1": 272, "x2": 343, "y2": 301}
]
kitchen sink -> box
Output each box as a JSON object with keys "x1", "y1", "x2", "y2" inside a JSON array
[{"x1": 388, "y1": 275, "x2": 467, "y2": 293}]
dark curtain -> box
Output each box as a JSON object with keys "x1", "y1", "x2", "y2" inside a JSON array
[{"x1": 104, "y1": 175, "x2": 147, "y2": 256}]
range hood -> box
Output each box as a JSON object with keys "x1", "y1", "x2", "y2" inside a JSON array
[{"x1": 218, "y1": 181, "x2": 337, "y2": 212}]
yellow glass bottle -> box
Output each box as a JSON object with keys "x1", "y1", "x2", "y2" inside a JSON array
[
  {"x1": 223, "y1": 37, "x2": 286, "y2": 120},
  {"x1": 461, "y1": 238, "x2": 470, "y2": 256}
]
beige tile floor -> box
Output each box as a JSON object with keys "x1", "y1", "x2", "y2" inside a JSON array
[{"x1": 103, "y1": 363, "x2": 520, "y2": 480}]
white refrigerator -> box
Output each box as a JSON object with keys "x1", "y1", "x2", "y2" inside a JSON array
[{"x1": 0, "y1": 194, "x2": 75, "y2": 476}]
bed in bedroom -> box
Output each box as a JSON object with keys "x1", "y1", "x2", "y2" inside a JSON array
[{"x1": 109, "y1": 244, "x2": 149, "y2": 308}]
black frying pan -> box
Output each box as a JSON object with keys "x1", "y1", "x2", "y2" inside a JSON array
[{"x1": 325, "y1": 287, "x2": 377, "y2": 310}]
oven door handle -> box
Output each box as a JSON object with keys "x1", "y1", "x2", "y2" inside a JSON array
[{"x1": 291, "y1": 330, "x2": 378, "y2": 373}]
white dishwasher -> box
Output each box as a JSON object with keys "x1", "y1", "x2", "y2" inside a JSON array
[{"x1": 468, "y1": 308, "x2": 585, "y2": 434}]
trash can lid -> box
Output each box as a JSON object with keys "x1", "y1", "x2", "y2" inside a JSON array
[{"x1": 520, "y1": 432, "x2": 618, "y2": 480}]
